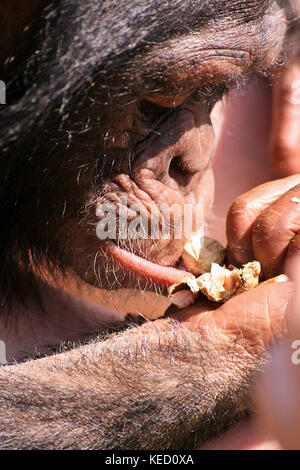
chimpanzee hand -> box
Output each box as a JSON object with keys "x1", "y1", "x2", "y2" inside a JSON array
[
  {"x1": 171, "y1": 281, "x2": 293, "y2": 358},
  {"x1": 2, "y1": 174, "x2": 298, "y2": 450},
  {"x1": 226, "y1": 174, "x2": 300, "y2": 279},
  {"x1": 0, "y1": 277, "x2": 294, "y2": 450}
]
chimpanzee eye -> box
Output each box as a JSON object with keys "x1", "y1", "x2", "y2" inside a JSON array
[
  {"x1": 138, "y1": 99, "x2": 176, "y2": 134},
  {"x1": 139, "y1": 99, "x2": 175, "y2": 123},
  {"x1": 191, "y1": 83, "x2": 231, "y2": 110},
  {"x1": 137, "y1": 79, "x2": 235, "y2": 135}
]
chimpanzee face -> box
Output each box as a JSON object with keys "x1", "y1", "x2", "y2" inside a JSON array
[{"x1": 0, "y1": 0, "x2": 287, "y2": 311}]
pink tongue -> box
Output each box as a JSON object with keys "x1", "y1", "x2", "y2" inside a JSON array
[{"x1": 106, "y1": 242, "x2": 194, "y2": 287}]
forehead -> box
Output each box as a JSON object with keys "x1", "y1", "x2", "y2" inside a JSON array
[
  {"x1": 118, "y1": 0, "x2": 286, "y2": 101},
  {"x1": 1, "y1": 0, "x2": 285, "y2": 71},
  {"x1": 0, "y1": 0, "x2": 287, "y2": 116}
]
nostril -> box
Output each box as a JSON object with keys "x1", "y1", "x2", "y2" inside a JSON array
[{"x1": 169, "y1": 155, "x2": 194, "y2": 187}]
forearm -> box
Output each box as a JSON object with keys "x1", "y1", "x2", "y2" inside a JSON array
[{"x1": 0, "y1": 316, "x2": 263, "y2": 450}]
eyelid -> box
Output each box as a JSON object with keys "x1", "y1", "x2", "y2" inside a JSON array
[
  {"x1": 141, "y1": 84, "x2": 230, "y2": 118},
  {"x1": 191, "y1": 83, "x2": 231, "y2": 104},
  {"x1": 139, "y1": 99, "x2": 175, "y2": 132},
  {"x1": 135, "y1": 82, "x2": 230, "y2": 151},
  {"x1": 143, "y1": 93, "x2": 190, "y2": 108}
]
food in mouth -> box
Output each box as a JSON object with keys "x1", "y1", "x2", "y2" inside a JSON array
[
  {"x1": 169, "y1": 237, "x2": 288, "y2": 308},
  {"x1": 181, "y1": 236, "x2": 226, "y2": 276}
]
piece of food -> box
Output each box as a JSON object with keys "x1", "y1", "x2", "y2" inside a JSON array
[
  {"x1": 169, "y1": 236, "x2": 289, "y2": 309},
  {"x1": 169, "y1": 290, "x2": 198, "y2": 309},
  {"x1": 181, "y1": 235, "x2": 226, "y2": 276},
  {"x1": 197, "y1": 261, "x2": 261, "y2": 302},
  {"x1": 169, "y1": 261, "x2": 261, "y2": 306},
  {"x1": 260, "y1": 274, "x2": 289, "y2": 285}
]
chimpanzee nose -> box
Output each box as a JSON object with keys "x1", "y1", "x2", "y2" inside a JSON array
[{"x1": 132, "y1": 108, "x2": 215, "y2": 194}]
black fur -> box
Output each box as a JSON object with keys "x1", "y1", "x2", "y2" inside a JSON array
[
  {"x1": 0, "y1": 0, "x2": 290, "y2": 450},
  {"x1": 0, "y1": 0, "x2": 283, "y2": 310}
]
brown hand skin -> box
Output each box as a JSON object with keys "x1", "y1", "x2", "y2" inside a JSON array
[
  {"x1": 170, "y1": 281, "x2": 294, "y2": 450},
  {"x1": 0, "y1": 280, "x2": 294, "y2": 450},
  {"x1": 0, "y1": 278, "x2": 293, "y2": 450},
  {"x1": 227, "y1": 175, "x2": 300, "y2": 279},
  {"x1": 170, "y1": 282, "x2": 293, "y2": 357}
]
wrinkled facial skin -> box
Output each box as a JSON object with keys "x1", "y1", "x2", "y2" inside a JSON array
[
  {"x1": 67, "y1": 0, "x2": 286, "y2": 295},
  {"x1": 71, "y1": 95, "x2": 216, "y2": 290},
  {"x1": 0, "y1": 0, "x2": 287, "y2": 309}
]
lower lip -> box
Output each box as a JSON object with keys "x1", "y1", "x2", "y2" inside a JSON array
[{"x1": 105, "y1": 242, "x2": 194, "y2": 287}]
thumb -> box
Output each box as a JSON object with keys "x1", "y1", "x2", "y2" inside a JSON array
[{"x1": 174, "y1": 281, "x2": 294, "y2": 354}]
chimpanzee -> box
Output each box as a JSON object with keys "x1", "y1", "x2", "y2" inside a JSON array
[{"x1": 0, "y1": 0, "x2": 299, "y2": 450}]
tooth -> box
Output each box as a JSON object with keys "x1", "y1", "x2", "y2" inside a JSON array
[{"x1": 169, "y1": 290, "x2": 198, "y2": 309}]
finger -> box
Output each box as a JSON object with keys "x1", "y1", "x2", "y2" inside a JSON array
[
  {"x1": 284, "y1": 232, "x2": 300, "y2": 277},
  {"x1": 166, "y1": 299, "x2": 218, "y2": 320},
  {"x1": 226, "y1": 175, "x2": 300, "y2": 266},
  {"x1": 269, "y1": 61, "x2": 300, "y2": 177},
  {"x1": 252, "y1": 183, "x2": 300, "y2": 278},
  {"x1": 175, "y1": 282, "x2": 294, "y2": 352}
]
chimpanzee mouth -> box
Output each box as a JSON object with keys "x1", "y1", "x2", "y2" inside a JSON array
[{"x1": 105, "y1": 241, "x2": 194, "y2": 287}]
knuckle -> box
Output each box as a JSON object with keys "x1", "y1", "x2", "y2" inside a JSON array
[{"x1": 228, "y1": 196, "x2": 254, "y2": 223}]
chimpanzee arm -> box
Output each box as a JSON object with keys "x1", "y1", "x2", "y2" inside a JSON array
[{"x1": 0, "y1": 315, "x2": 258, "y2": 450}]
